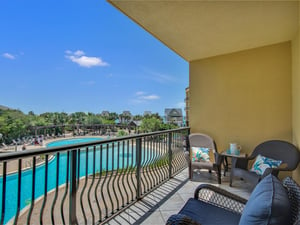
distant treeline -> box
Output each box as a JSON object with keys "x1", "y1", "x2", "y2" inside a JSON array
[{"x1": 0, "y1": 109, "x2": 178, "y2": 144}]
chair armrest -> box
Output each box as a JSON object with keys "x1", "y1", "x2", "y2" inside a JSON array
[
  {"x1": 262, "y1": 166, "x2": 289, "y2": 178},
  {"x1": 194, "y1": 184, "x2": 247, "y2": 214}
]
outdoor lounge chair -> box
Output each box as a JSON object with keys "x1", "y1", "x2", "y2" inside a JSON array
[
  {"x1": 230, "y1": 140, "x2": 300, "y2": 187},
  {"x1": 185, "y1": 133, "x2": 223, "y2": 184}
]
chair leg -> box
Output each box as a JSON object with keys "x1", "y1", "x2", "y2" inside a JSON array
[
  {"x1": 217, "y1": 167, "x2": 221, "y2": 184},
  {"x1": 189, "y1": 165, "x2": 192, "y2": 180},
  {"x1": 230, "y1": 175, "x2": 233, "y2": 187}
]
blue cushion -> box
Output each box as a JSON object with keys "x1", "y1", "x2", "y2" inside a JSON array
[
  {"x1": 239, "y1": 174, "x2": 291, "y2": 225},
  {"x1": 179, "y1": 198, "x2": 241, "y2": 225}
]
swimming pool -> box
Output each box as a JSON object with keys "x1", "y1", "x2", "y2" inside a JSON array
[{"x1": 0, "y1": 137, "x2": 115, "y2": 224}]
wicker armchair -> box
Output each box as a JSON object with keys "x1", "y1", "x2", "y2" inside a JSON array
[
  {"x1": 184, "y1": 133, "x2": 223, "y2": 184},
  {"x1": 167, "y1": 184, "x2": 247, "y2": 225},
  {"x1": 167, "y1": 174, "x2": 297, "y2": 225},
  {"x1": 230, "y1": 140, "x2": 300, "y2": 187}
]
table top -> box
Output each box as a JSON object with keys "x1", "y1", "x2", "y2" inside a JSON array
[{"x1": 220, "y1": 151, "x2": 247, "y2": 158}]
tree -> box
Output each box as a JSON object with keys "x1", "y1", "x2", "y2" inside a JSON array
[{"x1": 140, "y1": 117, "x2": 162, "y2": 133}]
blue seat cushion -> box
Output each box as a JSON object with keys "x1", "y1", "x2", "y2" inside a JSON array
[
  {"x1": 178, "y1": 198, "x2": 241, "y2": 225},
  {"x1": 239, "y1": 174, "x2": 291, "y2": 225}
]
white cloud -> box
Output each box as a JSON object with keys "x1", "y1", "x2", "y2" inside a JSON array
[
  {"x1": 2, "y1": 53, "x2": 15, "y2": 60},
  {"x1": 131, "y1": 92, "x2": 160, "y2": 104},
  {"x1": 74, "y1": 50, "x2": 85, "y2": 56},
  {"x1": 136, "y1": 91, "x2": 146, "y2": 96},
  {"x1": 65, "y1": 50, "x2": 109, "y2": 68},
  {"x1": 140, "y1": 95, "x2": 160, "y2": 100}
]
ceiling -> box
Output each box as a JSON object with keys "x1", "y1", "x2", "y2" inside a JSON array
[{"x1": 108, "y1": 0, "x2": 299, "y2": 62}]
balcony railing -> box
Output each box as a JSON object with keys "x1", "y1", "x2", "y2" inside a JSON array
[{"x1": 0, "y1": 127, "x2": 189, "y2": 225}]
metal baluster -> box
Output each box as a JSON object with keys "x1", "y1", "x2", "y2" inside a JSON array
[
  {"x1": 106, "y1": 143, "x2": 114, "y2": 214},
  {"x1": 87, "y1": 145, "x2": 96, "y2": 225},
  {"x1": 100, "y1": 144, "x2": 109, "y2": 218},
  {"x1": 51, "y1": 153, "x2": 60, "y2": 225},
  {"x1": 114, "y1": 142, "x2": 120, "y2": 210},
  {"x1": 140, "y1": 138, "x2": 146, "y2": 195},
  {"x1": 80, "y1": 147, "x2": 88, "y2": 225},
  {"x1": 126, "y1": 140, "x2": 133, "y2": 203},
  {"x1": 40, "y1": 155, "x2": 48, "y2": 225},
  {"x1": 61, "y1": 151, "x2": 70, "y2": 225},
  {"x1": 69, "y1": 150, "x2": 78, "y2": 225},
  {"x1": 0, "y1": 161, "x2": 7, "y2": 225},
  {"x1": 95, "y1": 145, "x2": 103, "y2": 222},
  {"x1": 120, "y1": 141, "x2": 128, "y2": 206},
  {"x1": 142, "y1": 137, "x2": 150, "y2": 193},
  {"x1": 26, "y1": 157, "x2": 36, "y2": 225},
  {"x1": 13, "y1": 159, "x2": 22, "y2": 225},
  {"x1": 136, "y1": 138, "x2": 142, "y2": 200}
]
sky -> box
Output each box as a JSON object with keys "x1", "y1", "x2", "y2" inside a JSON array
[{"x1": 0, "y1": 0, "x2": 188, "y2": 116}]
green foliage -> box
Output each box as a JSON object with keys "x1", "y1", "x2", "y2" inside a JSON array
[
  {"x1": 117, "y1": 130, "x2": 128, "y2": 137},
  {"x1": 140, "y1": 117, "x2": 162, "y2": 132},
  {"x1": 0, "y1": 107, "x2": 178, "y2": 144},
  {"x1": 140, "y1": 114, "x2": 178, "y2": 133}
]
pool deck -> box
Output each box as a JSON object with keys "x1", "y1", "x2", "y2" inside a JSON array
[{"x1": 0, "y1": 135, "x2": 111, "y2": 174}]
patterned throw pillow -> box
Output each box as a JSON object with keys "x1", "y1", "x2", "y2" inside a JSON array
[
  {"x1": 191, "y1": 147, "x2": 211, "y2": 162},
  {"x1": 250, "y1": 154, "x2": 282, "y2": 175}
]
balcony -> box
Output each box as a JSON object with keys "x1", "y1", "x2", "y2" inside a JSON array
[
  {"x1": 0, "y1": 127, "x2": 255, "y2": 225},
  {"x1": 0, "y1": 128, "x2": 190, "y2": 224}
]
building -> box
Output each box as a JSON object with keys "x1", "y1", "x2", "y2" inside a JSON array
[
  {"x1": 165, "y1": 108, "x2": 183, "y2": 127},
  {"x1": 143, "y1": 111, "x2": 152, "y2": 116}
]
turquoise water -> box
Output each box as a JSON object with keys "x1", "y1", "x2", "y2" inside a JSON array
[{"x1": 0, "y1": 137, "x2": 137, "y2": 224}]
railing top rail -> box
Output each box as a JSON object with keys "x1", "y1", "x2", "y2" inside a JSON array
[{"x1": 0, "y1": 127, "x2": 190, "y2": 161}]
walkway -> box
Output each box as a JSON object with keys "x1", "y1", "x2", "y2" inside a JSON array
[{"x1": 105, "y1": 168, "x2": 254, "y2": 225}]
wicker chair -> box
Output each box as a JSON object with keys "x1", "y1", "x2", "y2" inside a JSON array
[
  {"x1": 230, "y1": 140, "x2": 300, "y2": 187},
  {"x1": 167, "y1": 174, "x2": 299, "y2": 225},
  {"x1": 184, "y1": 133, "x2": 223, "y2": 184}
]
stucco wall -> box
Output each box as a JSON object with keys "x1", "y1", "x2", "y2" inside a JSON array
[
  {"x1": 189, "y1": 42, "x2": 292, "y2": 154},
  {"x1": 292, "y1": 6, "x2": 300, "y2": 183}
]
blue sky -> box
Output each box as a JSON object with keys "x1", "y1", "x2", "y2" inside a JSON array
[{"x1": 0, "y1": 1, "x2": 188, "y2": 116}]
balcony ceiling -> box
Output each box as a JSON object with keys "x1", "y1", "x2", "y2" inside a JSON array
[{"x1": 108, "y1": 0, "x2": 298, "y2": 61}]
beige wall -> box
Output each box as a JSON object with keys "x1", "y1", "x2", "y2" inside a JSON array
[
  {"x1": 292, "y1": 4, "x2": 300, "y2": 183},
  {"x1": 189, "y1": 42, "x2": 292, "y2": 155}
]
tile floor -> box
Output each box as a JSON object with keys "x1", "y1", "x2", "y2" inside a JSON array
[{"x1": 105, "y1": 168, "x2": 255, "y2": 225}]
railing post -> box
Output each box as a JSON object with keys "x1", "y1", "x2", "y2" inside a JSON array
[
  {"x1": 168, "y1": 132, "x2": 173, "y2": 179},
  {"x1": 69, "y1": 149, "x2": 78, "y2": 225},
  {"x1": 136, "y1": 138, "x2": 142, "y2": 200}
]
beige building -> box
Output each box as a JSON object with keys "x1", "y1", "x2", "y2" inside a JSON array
[{"x1": 109, "y1": 0, "x2": 300, "y2": 183}]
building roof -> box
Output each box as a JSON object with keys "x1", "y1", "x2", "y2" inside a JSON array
[{"x1": 165, "y1": 108, "x2": 183, "y2": 117}]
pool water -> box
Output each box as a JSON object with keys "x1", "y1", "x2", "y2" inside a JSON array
[{"x1": 0, "y1": 137, "x2": 135, "y2": 224}]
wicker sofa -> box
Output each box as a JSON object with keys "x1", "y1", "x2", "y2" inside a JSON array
[{"x1": 167, "y1": 174, "x2": 300, "y2": 225}]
